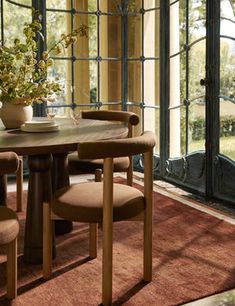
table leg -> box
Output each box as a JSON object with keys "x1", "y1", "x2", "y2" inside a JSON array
[
  {"x1": 52, "y1": 153, "x2": 73, "y2": 235},
  {"x1": 24, "y1": 154, "x2": 55, "y2": 264},
  {"x1": 0, "y1": 174, "x2": 7, "y2": 206}
]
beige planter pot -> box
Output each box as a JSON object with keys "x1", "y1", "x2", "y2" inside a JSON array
[{"x1": 0, "y1": 103, "x2": 33, "y2": 129}]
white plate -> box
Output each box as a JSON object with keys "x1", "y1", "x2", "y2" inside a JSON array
[
  {"x1": 24, "y1": 118, "x2": 56, "y2": 127},
  {"x1": 21, "y1": 123, "x2": 59, "y2": 133}
]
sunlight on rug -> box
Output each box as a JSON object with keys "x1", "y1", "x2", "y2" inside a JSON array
[{"x1": 0, "y1": 178, "x2": 235, "y2": 306}]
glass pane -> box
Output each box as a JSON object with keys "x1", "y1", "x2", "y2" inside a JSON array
[
  {"x1": 88, "y1": 0, "x2": 97, "y2": 12},
  {"x1": 128, "y1": 0, "x2": 141, "y2": 13},
  {"x1": 102, "y1": 1, "x2": 121, "y2": 14},
  {"x1": 170, "y1": 0, "x2": 184, "y2": 108},
  {"x1": 14, "y1": 0, "x2": 31, "y2": 5},
  {"x1": 47, "y1": 12, "x2": 92, "y2": 58},
  {"x1": 74, "y1": 13, "x2": 95, "y2": 58},
  {"x1": 46, "y1": 0, "x2": 66, "y2": 10},
  {"x1": 128, "y1": 61, "x2": 142, "y2": 103},
  {"x1": 144, "y1": 0, "x2": 160, "y2": 10},
  {"x1": 170, "y1": 0, "x2": 206, "y2": 158},
  {"x1": 88, "y1": 14, "x2": 97, "y2": 57},
  {"x1": 90, "y1": 61, "x2": 97, "y2": 104},
  {"x1": 188, "y1": 40, "x2": 206, "y2": 100},
  {"x1": 144, "y1": 9, "x2": 160, "y2": 58},
  {"x1": 188, "y1": 100, "x2": 205, "y2": 153},
  {"x1": 170, "y1": 0, "x2": 186, "y2": 55},
  {"x1": 100, "y1": 16, "x2": 121, "y2": 59},
  {"x1": 220, "y1": 39, "x2": 235, "y2": 98},
  {"x1": 47, "y1": 12, "x2": 70, "y2": 57},
  {"x1": 221, "y1": 0, "x2": 235, "y2": 38},
  {"x1": 219, "y1": 99, "x2": 235, "y2": 160},
  {"x1": 170, "y1": 54, "x2": 182, "y2": 107},
  {"x1": 128, "y1": 16, "x2": 142, "y2": 58},
  {"x1": 47, "y1": 59, "x2": 68, "y2": 105},
  {"x1": 169, "y1": 108, "x2": 183, "y2": 157},
  {"x1": 144, "y1": 108, "x2": 160, "y2": 154},
  {"x1": 100, "y1": 61, "x2": 122, "y2": 103},
  {"x1": 188, "y1": 0, "x2": 206, "y2": 42},
  {"x1": 144, "y1": 60, "x2": 160, "y2": 106},
  {"x1": 220, "y1": 0, "x2": 235, "y2": 161},
  {"x1": 3, "y1": 2, "x2": 31, "y2": 44}
]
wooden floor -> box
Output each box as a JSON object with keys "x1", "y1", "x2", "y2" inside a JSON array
[{"x1": 184, "y1": 288, "x2": 235, "y2": 306}]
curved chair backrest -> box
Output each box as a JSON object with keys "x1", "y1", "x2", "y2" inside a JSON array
[
  {"x1": 0, "y1": 152, "x2": 22, "y2": 212},
  {"x1": 0, "y1": 152, "x2": 19, "y2": 175},
  {"x1": 77, "y1": 131, "x2": 155, "y2": 160},
  {"x1": 78, "y1": 130, "x2": 155, "y2": 202},
  {"x1": 81, "y1": 110, "x2": 139, "y2": 137}
]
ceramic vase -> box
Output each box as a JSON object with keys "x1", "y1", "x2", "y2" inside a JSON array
[{"x1": 0, "y1": 103, "x2": 33, "y2": 129}]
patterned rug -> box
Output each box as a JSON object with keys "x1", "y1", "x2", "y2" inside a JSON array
[{"x1": 0, "y1": 179, "x2": 235, "y2": 305}]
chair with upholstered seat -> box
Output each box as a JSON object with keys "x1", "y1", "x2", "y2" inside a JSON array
[
  {"x1": 0, "y1": 205, "x2": 19, "y2": 299},
  {"x1": 68, "y1": 110, "x2": 140, "y2": 258},
  {"x1": 0, "y1": 152, "x2": 20, "y2": 298},
  {"x1": 68, "y1": 110, "x2": 139, "y2": 186},
  {"x1": 0, "y1": 153, "x2": 23, "y2": 212},
  {"x1": 43, "y1": 131, "x2": 155, "y2": 305}
]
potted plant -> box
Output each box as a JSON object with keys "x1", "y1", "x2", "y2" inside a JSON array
[{"x1": 0, "y1": 13, "x2": 87, "y2": 128}]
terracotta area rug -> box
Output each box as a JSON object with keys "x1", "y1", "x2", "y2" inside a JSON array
[{"x1": 0, "y1": 179, "x2": 235, "y2": 305}]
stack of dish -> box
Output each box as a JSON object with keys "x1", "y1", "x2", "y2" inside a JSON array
[{"x1": 21, "y1": 118, "x2": 59, "y2": 133}]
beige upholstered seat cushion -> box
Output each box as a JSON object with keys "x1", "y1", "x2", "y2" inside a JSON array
[
  {"x1": 0, "y1": 152, "x2": 19, "y2": 175},
  {"x1": 52, "y1": 182, "x2": 144, "y2": 223},
  {"x1": 68, "y1": 153, "x2": 130, "y2": 175},
  {"x1": 0, "y1": 207, "x2": 19, "y2": 245}
]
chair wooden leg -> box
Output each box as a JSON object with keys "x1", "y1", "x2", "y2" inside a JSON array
[
  {"x1": 94, "y1": 169, "x2": 102, "y2": 182},
  {"x1": 89, "y1": 223, "x2": 98, "y2": 259},
  {"x1": 102, "y1": 158, "x2": 113, "y2": 306},
  {"x1": 143, "y1": 150, "x2": 153, "y2": 282},
  {"x1": 43, "y1": 201, "x2": 53, "y2": 280},
  {"x1": 102, "y1": 222, "x2": 113, "y2": 306},
  {"x1": 126, "y1": 157, "x2": 133, "y2": 186},
  {"x1": 89, "y1": 169, "x2": 102, "y2": 257},
  {"x1": 7, "y1": 238, "x2": 17, "y2": 299},
  {"x1": 143, "y1": 212, "x2": 152, "y2": 282},
  {"x1": 16, "y1": 158, "x2": 23, "y2": 212}
]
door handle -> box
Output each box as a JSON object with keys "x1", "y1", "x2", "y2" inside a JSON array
[{"x1": 200, "y1": 78, "x2": 209, "y2": 86}]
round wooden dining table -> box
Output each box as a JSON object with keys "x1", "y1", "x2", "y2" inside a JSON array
[{"x1": 0, "y1": 118, "x2": 128, "y2": 264}]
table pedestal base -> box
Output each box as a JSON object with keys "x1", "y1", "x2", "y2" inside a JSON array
[
  {"x1": 0, "y1": 174, "x2": 7, "y2": 206},
  {"x1": 23, "y1": 153, "x2": 73, "y2": 264},
  {"x1": 24, "y1": 154, "x2": 55, "y2": 264},
  {"x1": 52, "y1": 153, "x2": 73, "y2": 235}
]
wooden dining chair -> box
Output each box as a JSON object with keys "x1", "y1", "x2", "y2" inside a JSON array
[
  {"x1": 0, "y1": 152, "x2": 20, "y2": 299},
  {"x1": 0, "y1": 153, "x2": 23, "y2": 212},
  {"x1": 0, "y1": 207, "x2": 19, "y2": 299},
  {"x1": 68, "y1": 110, "x2": 139, "y2": 258},
  {"x1": 68, "y1": 110, "x2": 139, "y2": 186},
  {"x1": 43, "y1": 131, "x2": 155, "y2": 306}
]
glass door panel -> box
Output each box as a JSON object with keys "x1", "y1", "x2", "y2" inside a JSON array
[
  {"x1": 167, "y1": 0, "x2": 206, "y2": 191},
  {"x1": 220, "y1": 0, "x2": 235, "y2": 160},
  {"x1": 214, "y1": 0, "x2": 235, "y2": 202}
]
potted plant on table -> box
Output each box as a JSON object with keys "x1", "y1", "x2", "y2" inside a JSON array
[{"x1": 0, "y1": 13, "x2": 87, "y2": 129}]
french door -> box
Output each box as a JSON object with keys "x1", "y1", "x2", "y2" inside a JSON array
[{"x1": 160, "y1": 0, "x2": 235, "y2": 203}]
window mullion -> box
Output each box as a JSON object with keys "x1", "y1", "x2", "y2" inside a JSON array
[{"x1": 32, "y1": 0, "x2": 47, "y2": 117}]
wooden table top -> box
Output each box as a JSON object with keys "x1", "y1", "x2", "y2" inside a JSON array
[{"x1": 0, "y1": 118, "x2": 128, "y2": 156}]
